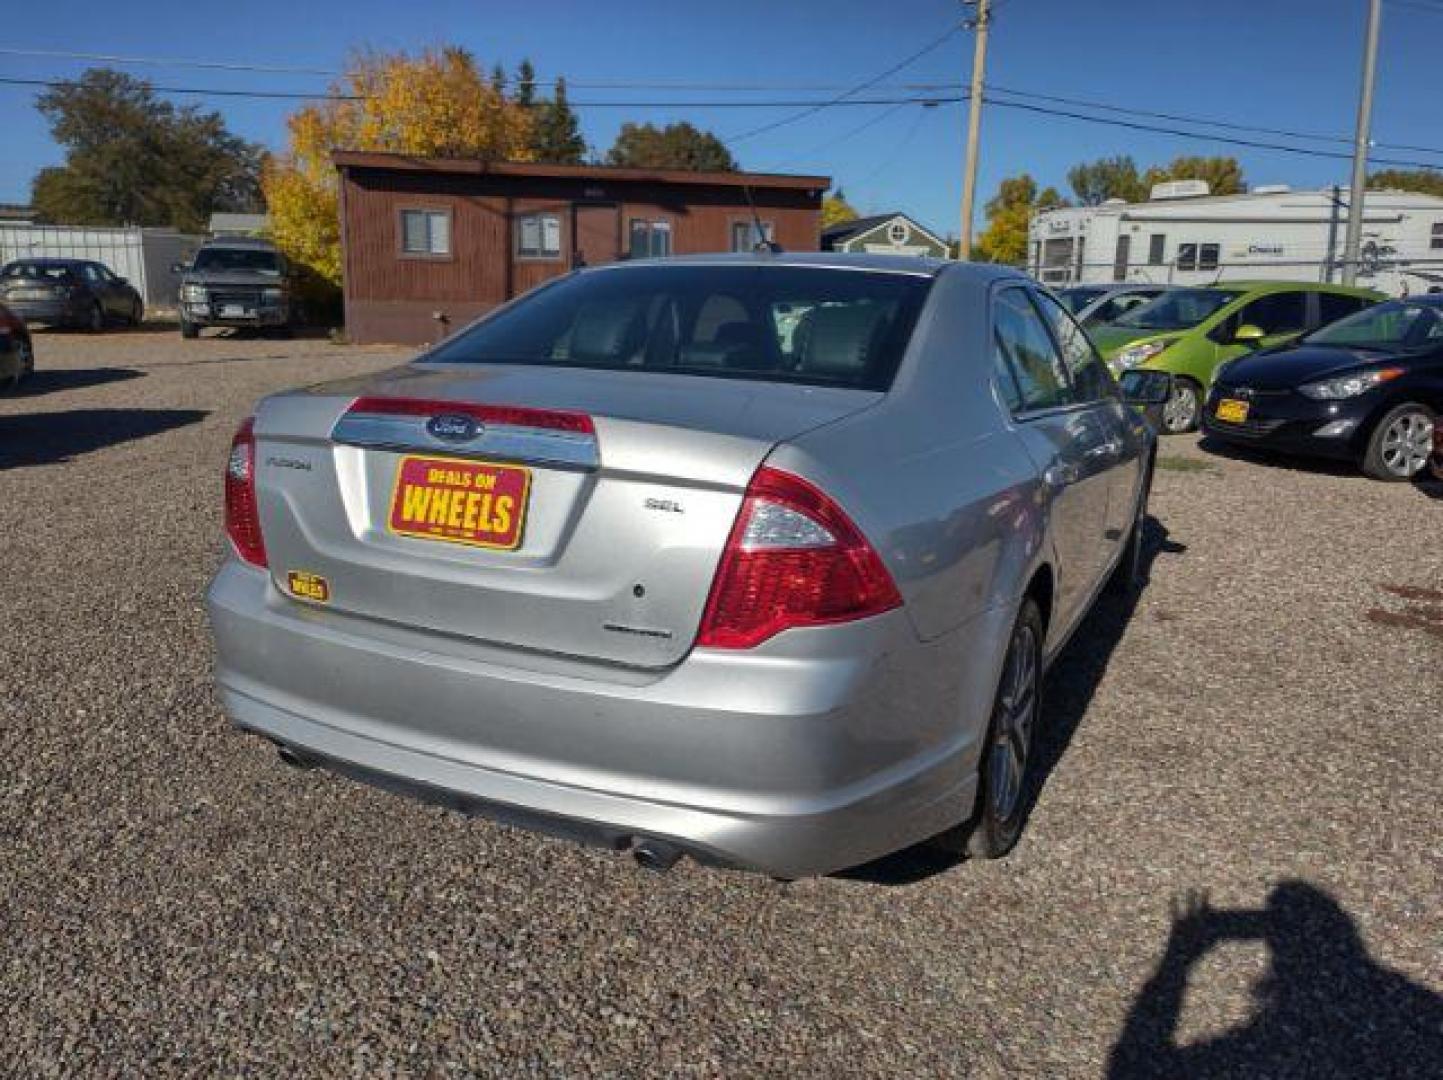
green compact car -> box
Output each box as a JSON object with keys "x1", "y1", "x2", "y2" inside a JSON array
[{"x1": 1090, "y1": 281, "x2": 1383, "y2": 433}]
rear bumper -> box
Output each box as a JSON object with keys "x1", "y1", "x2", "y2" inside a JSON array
[
  {"x1": 6, "y1": 298, "x2": 88, "y2": 326},
  {"x1": 207, "y1": 560, "x2": 1006, "y2": 877}
]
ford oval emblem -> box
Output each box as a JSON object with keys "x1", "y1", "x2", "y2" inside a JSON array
[{"x1": 426, "y1": 413, "x2": 481, "y2": 442}]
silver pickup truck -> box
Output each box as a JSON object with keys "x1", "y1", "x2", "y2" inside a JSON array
[{"x1": 176, "y1": 238, "x2": 293, "y2": 339}]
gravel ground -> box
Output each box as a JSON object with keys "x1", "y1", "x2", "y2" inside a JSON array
[{"x1": 2, "y1": 328, "x2": 1440, "y2": 1077}]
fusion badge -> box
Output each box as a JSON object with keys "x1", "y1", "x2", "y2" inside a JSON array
[{"x1": 387, "y1": 455, "x2": 530, "y2": 551}]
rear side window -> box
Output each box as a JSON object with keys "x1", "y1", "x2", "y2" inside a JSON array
[
  {"x1": 425, "y1": 265, "x2": 933, "y2": 391},
  {"x1": 1032, "y1": 290, "x2": 1117, "y2": 402},
  {"x1": 1317, "y1": 292, "x2": 1372, "y2": 327},
  {"x1": 993, "y1": 288, "x2": 1074, "y2": 412},
  {"x1": 1236, "y1": 291, "x2": 1307, "y2": 335}
]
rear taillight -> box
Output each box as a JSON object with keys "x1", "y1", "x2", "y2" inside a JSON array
[
  {"x1": 224, "y1": 417, "x2": 267, "y2": 567},
  {"x1": 697, "y1": 467, "x2": 902, "y2": 650}
]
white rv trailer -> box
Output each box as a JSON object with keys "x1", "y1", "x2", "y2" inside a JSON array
[{"x1": 1028, "y1": 184, "x2": 1443, "y2": 297}]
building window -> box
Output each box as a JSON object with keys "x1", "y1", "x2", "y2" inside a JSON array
[
  {"x1": 629, "y1": 218, "x2": 672, "y2": 259},
  {"x1": 400, "y1": 209, "x2": 451, "y2": 256},
  {"x1": 1177, "y1": 242, "x2": 1220, "y2": 272},
  {"x1": 1148, "y1": 233, "x2": 1166, "y2": 265},
  {"x1": 1432, "y1": 222, "x2": 1443, "y2": 250},
  {"x1": 516, "y1": 213, "x2": 562, "y2": 260},
  {"x1": 1112, "y1": 235, "x2": 1131, "y2": 282},
  {"x1": 887, "y1": 221, "x2": 910, "y2": 244},
  {"x1": 730, "y1": 220, "x2": 774, "y2": 252}
]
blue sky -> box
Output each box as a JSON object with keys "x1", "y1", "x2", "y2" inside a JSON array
[{"x1": 3, "y1": 0, "x2": 1442, "y2": 236}]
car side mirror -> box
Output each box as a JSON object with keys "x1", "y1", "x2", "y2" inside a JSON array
[
  {"x1": 171, "y1": 263, "x2": 188, "y2": 275},
  {"x1": 1232, "y1": 323, "x2": 1266, "y2": 346},
  {"x1": 1119, "y1": 369, "x2": 1174, "y2": 434}
]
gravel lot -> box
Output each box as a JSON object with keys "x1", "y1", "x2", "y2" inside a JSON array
[{"x1": 2, "y1": 328, "x2": 1440, "y2": 1077}]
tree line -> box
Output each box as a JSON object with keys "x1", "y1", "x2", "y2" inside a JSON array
[{"x1": 27, "y1": 48, "x2": 739, "y2": 237}]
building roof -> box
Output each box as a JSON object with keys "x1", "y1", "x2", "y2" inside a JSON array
[
  {"x1": 332, "y1": 150, "x2": 828, "y2": 191},
  {"x1": 209, "y1": 212, "x2": 270, "y2": 233},
  {"x1": 821, "y1": 211, "x2": 948, "y2": 250}
]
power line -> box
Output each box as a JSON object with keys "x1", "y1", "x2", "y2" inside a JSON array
[
  {"x1": 985, "y1": 83, "x2": 1443, "y2": 158},
  {"x1": 0, "y1": 45, "x2": 964, "y2": 93},
  {"x1": 981, "y1": 94, "x2": 1443, "y2": 172},
  {"x1": 763, "y1": 101, "x2": 913, "y2": 172},
  {"x1": 722, "y1": 23, "x2": 964, "y2": 145},
  {"x1": 0, "y1": 75, "x2": 961, "y2": 108}
]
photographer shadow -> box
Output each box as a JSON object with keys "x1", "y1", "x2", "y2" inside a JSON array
[{"x1": 1109, "y1": 882, "x2": 1443, "y2": 1079}]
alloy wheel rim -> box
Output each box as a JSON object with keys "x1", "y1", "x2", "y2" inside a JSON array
[
  {"x1": 989, "y1": 622, "x2": 1039, "y2": 823},
  {"x1": 1163, "y1": 384, "x2": 1196, "y2": 432},
  {"x1": 1380, "y1": 413, "x2": 1434, "y2": 477}
]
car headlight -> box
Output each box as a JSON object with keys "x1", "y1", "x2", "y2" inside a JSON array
[
  {"x1": 262, "y1": 287, "x2": 286, "y2": 303},
  {"x1": 1298, "y1": 367, "x2": 1403, "y2": 400},
  {"x1": 181, "y1": 284, "x2": 207, "y2": 302},
  {"x1": 1115, "y1": 340, "x2": 1168, "y2": 370}
]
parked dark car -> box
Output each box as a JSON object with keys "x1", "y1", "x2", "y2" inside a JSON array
[
  {"x1": 1203, "y1": 296, "x2": 1442, "y2": 480},
  {"x1": 176, "y1": 238, "x2": 293, "y2": 339},
  {"x1": 0, "y1": 301, "x2": 34, "y2": 389},
  {"x1": 0, "y1": 258, "x2": 144, "y2": 331}
]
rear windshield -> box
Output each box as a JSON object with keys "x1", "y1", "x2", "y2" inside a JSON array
[
  {"x1": 2, "y1": 262, "x2": 77, "y2": 282},
  {"x1": 192, "y1": 248, "x2": 281, "y2": 275},
  {"x1": 1115, "y1": 288, "x2": 1242, "y2": 330},
  {"x1": 425, "y1": 264, "x2": 934, "y2": 391}
]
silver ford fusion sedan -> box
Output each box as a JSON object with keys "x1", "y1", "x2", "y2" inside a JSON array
[{"x1": 207, "y1": 254, "x2": 1155, "y2": 877}]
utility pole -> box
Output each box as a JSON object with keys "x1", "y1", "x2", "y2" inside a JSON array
[
  {"x1": 1342, "y1": 0, "x2": 1382, "y2": 285},
  {"x1": 958, "y1": 0, "x2": 990, "y2": 260}
]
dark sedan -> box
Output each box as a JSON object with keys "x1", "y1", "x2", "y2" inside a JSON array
[
  {"x1": 1203, "y1": 297, "x2": 1442, "y2": 480},
  {"x1": 0, "y1": 258, "x2": 143, "y2": 331}
]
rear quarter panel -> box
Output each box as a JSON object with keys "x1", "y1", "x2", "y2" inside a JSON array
[{"x1": 777, "y1": 267, "x2": 1044, "y2": 644}]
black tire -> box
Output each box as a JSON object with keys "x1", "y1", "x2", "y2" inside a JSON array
[
  {"x1": 180, "y1": 319, "x2": 199, "y2": 340},
  {"x1": 1362, "y1": 403, "x2": 1435, "y2": 481},
  {"x1": 18, "y1": 336, "x2": 34, "y2": 383},
  {"x1": 1107, "y1": 457, "x2": 1152, "y2": 594},
  {"x1": 87, "y1": 302, "x2": 104, "y2": 333},
  {"x1": 129, "y1": 298, "x2": 144, "y2": 327},
  {"x1": 1161, "y1": 378, "x2": 1202, "y2": 435},
  {"x1": 932, "y1": 597, "x2": 1045, "y2": 860}
]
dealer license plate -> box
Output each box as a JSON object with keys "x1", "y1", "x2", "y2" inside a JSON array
[
  {"x1": 387, "y1": 455, "x2": 530, "y2": 551},
  {"x1": 1215, "y1": 398, "x2": 1250, "y2": 423}
]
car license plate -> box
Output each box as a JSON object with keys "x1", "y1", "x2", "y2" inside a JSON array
[
  {"x1": 387, "y1": 455, "x2": 530, "y2": 550},
  {"x1": 1216, "y1": 398, "x2": 1250, "y2": 423},
  {"x1": 221, "y1": 304, "x2": 249, "y2": 318}
]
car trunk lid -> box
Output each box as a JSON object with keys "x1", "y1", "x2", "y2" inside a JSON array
[{"x1": 251, "y1": 364, "x2": 880, "y2": 668}]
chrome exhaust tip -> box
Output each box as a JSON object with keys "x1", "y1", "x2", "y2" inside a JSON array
[{"x1": 630, "y1": 839, "x2": 681, "y2": 873}]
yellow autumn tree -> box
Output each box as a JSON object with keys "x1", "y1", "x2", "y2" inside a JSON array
[
  {"x1": 264, "y1": 47, "x2": 535, "y2": 305},
  {"x1": 821, "y1": 188, "x2": 859, "y2": 229}
]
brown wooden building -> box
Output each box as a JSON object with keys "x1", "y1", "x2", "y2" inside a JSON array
[{"x1": 333, "y1": 151, "x2": 829, "y2": 344}]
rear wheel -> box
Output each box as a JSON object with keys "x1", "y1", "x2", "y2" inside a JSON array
[
  {"x1": 1107, "y1": 457, "x2": 1152, "y2": 594},
  {"x1": 1363, "y1": 403, "x2": 1434, "y2": 481},
  {"x1": 933, "y1": 598, "x2": 1044, "y2": 859},
  {"x1": 87, "y1": 302, "x2": 104, "y2": 333},
  {"x1": 181, "y1": 319, "x2": 199, "y2": 340},
  {"x1": 128, "y1": 298, "x2": 144, "y2": 327},
  {"x1": 1161, "y1": 378, "x2": 1201, "y2": 434}
]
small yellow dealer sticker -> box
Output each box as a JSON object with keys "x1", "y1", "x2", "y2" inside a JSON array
[{"x1": 287, "y1": 571, "x2": 330, "y2": 604}]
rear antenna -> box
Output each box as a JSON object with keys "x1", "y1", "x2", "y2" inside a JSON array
[{"x1": 742, "y1": 183, "x2": 783, "y2": 253}]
